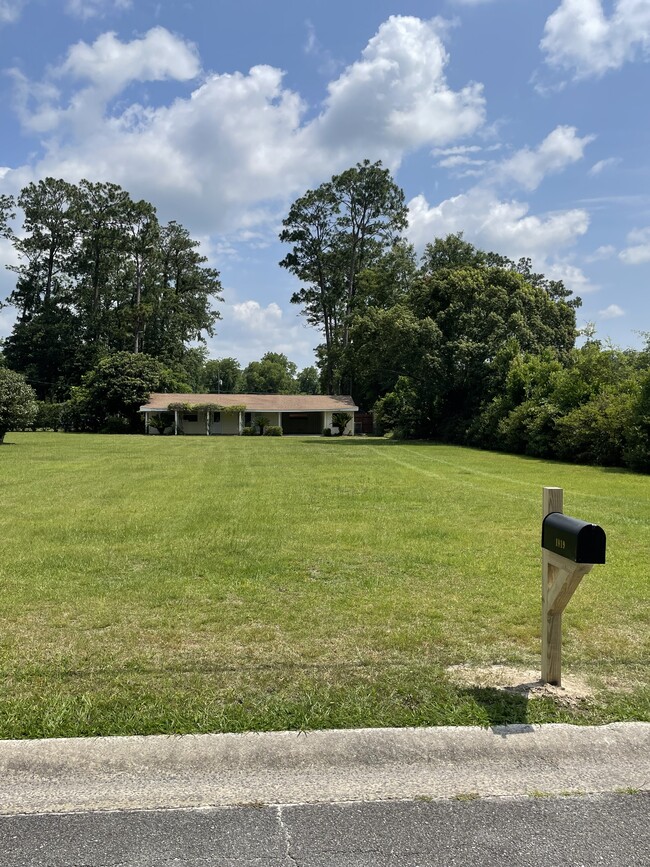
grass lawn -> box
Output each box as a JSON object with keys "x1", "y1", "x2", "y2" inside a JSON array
[{"x1": 0, "y1": 432, "x2": 648, "y2": 739}]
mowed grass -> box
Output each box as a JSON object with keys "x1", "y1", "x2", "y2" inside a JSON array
[{"x1": 0, "y1": 432, "x2": 648, "y2": 739}]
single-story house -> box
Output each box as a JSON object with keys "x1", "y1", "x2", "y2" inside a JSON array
[{"x1": 139, "y1": 393, "x2": 358, "y2": 436}]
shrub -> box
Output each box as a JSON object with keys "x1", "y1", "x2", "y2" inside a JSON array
[
  {"x1": 264, "y1": 425, "x2": 283, "y2": 436},
  {"x1": 331, "y1": 411, "x2": 352, "y2": 436},
  {"x1": 0, "y1": 368, "x2": 38, "y2": 443},
  {"x1": 323, "y1": 427, "x2": 332, "y2": 437},
  {"x1": 34, "y1": 401, "x2": 64, "y2": 431},
  {"x1": 255, "y1": 415, "x2": 270, "y2": 435},
  {"x1": 148, "y1": 412, "x2": 173, "y2": 435},
  {"x1": 241, "y1": 426, "x2": 254, "y2": 436},
  {"x1": 555, "y1": 390, "x2": 636, "y2": 466}
]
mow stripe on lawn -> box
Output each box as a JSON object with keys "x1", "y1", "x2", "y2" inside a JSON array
[{"x1": 0, "y1": 433, "x2": 647, "y2": 738}]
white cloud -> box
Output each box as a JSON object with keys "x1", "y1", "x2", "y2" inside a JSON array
[
  {"x1": 589, "y1": 157, "x2": 621, "y2": 175},
  {"x1": 232, "y1": 300, "x2": 282, "y2": 331},
  {"x1": 407, "y1": 124, "x2": 595, "y2": 294},
  {"x1": 310, "y1": 16, "x2": 485, "y2": 163},
  {"x1": 215, "y1": 299, "x2": 318, "y2": 368},
  {"x1": 497, "y1": 126, "x2": 594, "y2": 191},
  {"x1": 431, "y1": 145, "x2": 482, "y2": 156},
  {"x1": 619, "y1": 227, "x2": 650, "y2": 264},
  {"x1": 10, "y1": 27, "x2": 200, "y2": 136},
  {"x1": 408, "y1": 189, "x2": 590, "y2": 263},
  {"x1": 0, "y1": 0, "x2": 24, "y2": 23},
  {"x1": 65, "y1": 0, "x2": 131, "y2": 19},
  {"x1": 2, "y1": 17, "x2": 487, "y2": 235},
  {"x1": 598, "y1": 303, "x2": 625, "y2": 319},
  {"x1": 545, "y1": 261, "x2": 597, "y2": 294},
  {"x1": 437, "y1": 155, "x2": 486, "y2": 168},
  {"x1": 541, "y1": 0, "x2": 650, "y2": 79},
  {"x1": 586, "y1": 244, "x2": 616, "y2": 262}
]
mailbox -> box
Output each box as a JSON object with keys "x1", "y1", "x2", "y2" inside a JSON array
[{"x1": 542, "y1": 513, "x2": 606, "y2": 564}]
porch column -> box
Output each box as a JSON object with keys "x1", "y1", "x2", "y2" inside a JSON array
[
  {"x1": 279, "y1": 411, "x2": 282, "y2": 431},
  {"x1": 206, "y1": 411, "x2": 210, "y2": 436},
  {"x1": 238, "y1": 411, "x2": 243, "y2": 435},
  {"x1": 174, "y1": 410, "x2": 179, "y2": 436},
  {"x1": 144, "y1": 412, "x2": 150, "y2": 435}
]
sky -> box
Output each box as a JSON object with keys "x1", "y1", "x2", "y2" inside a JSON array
[{"x1": 0, "y1": 0, "x2": 649, "y2": 370}]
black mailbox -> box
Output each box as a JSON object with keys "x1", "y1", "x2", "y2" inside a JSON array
[{"x1": 542, "y1": 513, "x2": 606, "y2": 564}]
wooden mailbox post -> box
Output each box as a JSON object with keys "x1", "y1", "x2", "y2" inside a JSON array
[{"x1": 541, "y1": 487, "x2": 606, "y2": 686}]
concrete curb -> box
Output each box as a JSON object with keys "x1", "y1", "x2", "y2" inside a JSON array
[{"x1": 1, "y1": 723, "x2": 648, "y2": 815}]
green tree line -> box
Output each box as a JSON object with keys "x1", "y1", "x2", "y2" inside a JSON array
[
  {"x1": 280, "y1": 163, "x2": 650, "y2": 472},
  {"x1": 0, "y1": 178, "x2": 222, "y2": 401}
]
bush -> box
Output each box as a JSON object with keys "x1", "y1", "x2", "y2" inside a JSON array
[
  {"x1": 323, "y1": 427, "x2": 332, "y2": 437},
  {"x1": 331, "y1": 411, "x2": 352, "y2": 436},
  {"x1": 34, "y1": 401, "x2": 64, "y2": 431},
  {"x1": 264, "y1": 425, "x2": 283, "y2": 436},
  {"x1": 254, "y1": 414, "x2": 270, "y2": 435},
  {"x1": 241, "y1": 426, "x2": 254, "y2": 436},
  {"x1": 0, "y1": 368, "x2": 38, "y2": 443},
  {"x1": 554, "y1": 390, "x2": 636, "y2": 466},
  {"x1": 148, "y1": 412, "x2": 173, "y2": 435},
  {"x1": 498, "y1": 400, "x2": 560, "y2": 458}
]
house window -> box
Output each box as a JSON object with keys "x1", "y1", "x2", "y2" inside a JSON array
[
  {"x1": 213, "y1": 412, "x2": 221, "y2": 423},
  {"x1": 183, "y1": 413, "x2": 198, "y2": 422}
]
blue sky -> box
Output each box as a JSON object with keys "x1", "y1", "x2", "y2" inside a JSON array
[{"x1": 1, "y1": 0, "x2": 649, "y2": 370}]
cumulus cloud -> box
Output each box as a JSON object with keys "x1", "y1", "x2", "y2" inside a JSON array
[
  {"x1": 407, "y1": 125, "x2": 595, "y2": 294},
  {"x1": 598, "y1": 303, "x2": 625, "y2": 319},
  {"x1": 2, "y1": 17, "x2": 486, "y2": 235},
  {"x1": 409, "y1": 125, "x2": 592, "y2": 257},
  {"x1": 497, "y1": 126, "x2": 594, "y2": 190},
  {"x1": 10, "y1": 27, "x2": 200, "y2": 138},
  {"x1": 541, "y1": 0, "x2": 650, "y2": 79},
  {"x1": 232, "y1": 300, "x2": 283, "y2": 330},
  {"x1": 619, "y1": 227, "x2": 650, "y2": 264},
  {"x1": 215, "y1": 299, "x2": 318, "y2": 367},
  {"x1": 408, "y1": 189, "x2": 589, "y2": 263},
  {"x1": 586, "y1": 244, "x2": 616, "y2": 262},
  {"x1": 545, "y1": 261, "x2": 598, "y2": 295},
  {"x1": 311, "y1": 16, "x2": 485, "y2": 161}
]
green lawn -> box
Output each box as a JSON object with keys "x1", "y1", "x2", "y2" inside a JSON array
[{"x1": 0, "y1": 432, "x2": 648, "y2": 739}]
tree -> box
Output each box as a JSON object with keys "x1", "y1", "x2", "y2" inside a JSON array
[
  {"x1": 296, "y1": 366, "x2": 320, "y2": 394},
  {"x1": 203, "y1": 357, "x2": 242, "y2": 393},
  {"x1": 240, "y1": 352, "x2": 297, "y2": 393},
  {"x1": 351, "y1": 235, "x2": 578, "y2": 442},
  {"x1": 3, "y1": 179, "x2": 223, "y2": 399},
  {"x1": 0, "y1": 193, "x2": 15, "y2": 240},
  {"x1": 0, "y1": 368, "x2": 37, "y2": 443},
  {"x1": 63, "y1": 351, "x2": 190, "y2": 432},
  {"x1": 280, "y1": 160, "x2": 408, "y2": 393}
]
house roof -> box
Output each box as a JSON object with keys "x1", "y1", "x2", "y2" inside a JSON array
[{"x1": 140, "y1": 393, "x2": 358, "y2": 412}]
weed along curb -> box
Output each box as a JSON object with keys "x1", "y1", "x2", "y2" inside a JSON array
[{"x1": 0, "y1": 723, "x2": 648, "y2": 815}]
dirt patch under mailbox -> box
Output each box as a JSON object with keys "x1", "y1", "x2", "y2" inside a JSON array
[{"x1": 446, "y1": 664, "x2": 594, "y2": 705}]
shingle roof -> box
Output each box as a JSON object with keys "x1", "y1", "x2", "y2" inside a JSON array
[{"x1": 140, "y1": 393, "x2": 358, "y2": 412}]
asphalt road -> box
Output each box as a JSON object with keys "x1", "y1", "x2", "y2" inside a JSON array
[
  {"x1": 2, "y1": 724, "x2": 648, "y2": 865},
  {"x1": 2, "y1": 793, "x2": 648, "y2": 867}
]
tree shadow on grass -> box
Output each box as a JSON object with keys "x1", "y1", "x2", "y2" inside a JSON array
[{"x1": 460, "y1": 686, "x2": 534, "y2": 732}]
